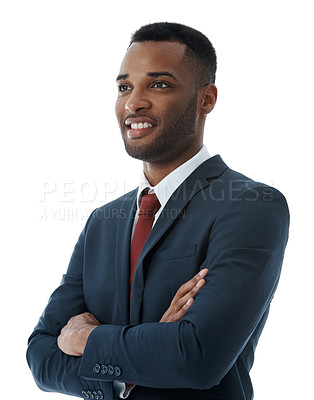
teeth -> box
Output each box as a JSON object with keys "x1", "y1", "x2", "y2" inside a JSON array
[{"x1": 130, "y1": 122, "x2": 153, "y2": 130}]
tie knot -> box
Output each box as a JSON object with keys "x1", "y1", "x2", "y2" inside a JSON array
[{"x1": 138, "y1": 193, "x2": 161, "y2": 216}]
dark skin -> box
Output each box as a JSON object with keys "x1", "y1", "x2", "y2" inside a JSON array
[
  {"x1": 116, "y1": 41, "x2": 217, "y2": 186},
  {"x1": 57, "y1": 41, "x2": 217, "y2": 357}
]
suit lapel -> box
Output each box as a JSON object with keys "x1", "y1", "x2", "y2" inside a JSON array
[
  {"x1": 114, "y1": 189, "x2": 137, "y2": 325},
  {"x1": 130, "y1": 155, "x2": 228, "y2": 324}
]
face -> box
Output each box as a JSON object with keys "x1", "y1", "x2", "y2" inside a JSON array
[{"x1": 115, "y1": 41, "x2": 201, "y2": 164}]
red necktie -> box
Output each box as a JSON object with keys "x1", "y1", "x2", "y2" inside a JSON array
[{"x1": 130, "y1": 191, "x2": 161, "y2": 293}]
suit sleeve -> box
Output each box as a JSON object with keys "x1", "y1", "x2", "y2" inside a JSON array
[
  {"x1": 26, "y1": 211, "x2": 114, "y2": 398},
  {"x1": 78, "y1": 186, "x2": 289, "y2": 389}
]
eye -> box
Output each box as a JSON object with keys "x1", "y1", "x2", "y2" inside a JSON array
[
  {"x1": 118, "y1": 84, "x2": 132, "y2": 92},
  {"x1": 152, "y1": 81, "x2": 170, "y2": 89}
]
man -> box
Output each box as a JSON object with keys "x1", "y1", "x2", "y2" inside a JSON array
[{"x1": 27, "y1": 22, "x2": 289, "y2": 400}]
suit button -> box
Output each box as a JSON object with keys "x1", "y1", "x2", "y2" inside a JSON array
[
  {"x1": 92, "y1": 391, "x2": 99, "y2": 399},
  {"x1": 87, "y1": 391, "x2": 94, "y2": 399},
  {"x1": 108, "y1": 364, "x2": 114, "y2": 375},
  {"x1": 97, "y1": 391, "x2": 104, "y2": 400},
  {"x1": 114, "y1": 366, "x2": 122, "y2": 377},
  {"x1": 101, "y1": 364, "x2": 108, "y2": 374},
  {"x1": 93, "y1": 363, "x2": 101, "y2": 374},
  {"x1": 81, "y1": 391, "x2": 89, "y2": 399}
]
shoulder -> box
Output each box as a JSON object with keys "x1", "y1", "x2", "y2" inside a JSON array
[
  {"x1": 201, "y1": 156, "x2": 288, "y2": 208},
  {"x1": 219, "y1": 166, "x2": 289, "y2": 220},
  {"x1": 198, "y1": 156, "x2": 289, "y2": 234},
  {"x1": 211, "y1": 170, "x2": 290, "y2": 250},
  {"x1": 223, "y1": 166, "x2": 289, "y2": 211}
]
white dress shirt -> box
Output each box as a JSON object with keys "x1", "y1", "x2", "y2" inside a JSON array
[
  {"x1": 133, "y1": 145, "x2": 211, "y2": 234},
  {"x1": 115, "y1": 145, "x2": 211, "y2": 398}
]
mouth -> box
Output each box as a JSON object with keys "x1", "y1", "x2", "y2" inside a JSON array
[
  {"x1": 124, "y1": 117, "x2": 157, "y2": 139},
  {"x1": 129, "y1": 121, "x2": 154, "y2": 130}
]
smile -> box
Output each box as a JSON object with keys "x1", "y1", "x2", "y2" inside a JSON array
[{"x1": 130, "y1": 122, "x2": 153, "y2": 130}]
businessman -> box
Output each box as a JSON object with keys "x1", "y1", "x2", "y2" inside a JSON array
[{"x1": 27, "y1": 22, "x2": 289, "y2": 399}]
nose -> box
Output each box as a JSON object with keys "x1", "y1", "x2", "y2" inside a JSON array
[{"x1": 125, "y1": 89, "x2": 152, "y2": 113}]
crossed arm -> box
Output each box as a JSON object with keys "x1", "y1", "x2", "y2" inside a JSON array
[
  {"x1": 57, "y1": 268, "x2": 208, "y2": 357},
  {"x1": 28, "y1": 186, "x2": 289, "y2": 395}
]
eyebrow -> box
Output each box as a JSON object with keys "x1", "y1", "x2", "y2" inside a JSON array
[
  {"x1": 116, "y1": 71, "x2": 177, "y2": 81},
  {"x1": 147, "y1": 71, "x2": 177, "y2": 80},
  {"x1": 116, "y1": 74, "x2": 129, "y2": 81}
]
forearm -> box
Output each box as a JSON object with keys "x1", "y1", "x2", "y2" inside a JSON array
[
  {"x1": 27, "y1": 332, "x2": 84, "y2": 396},
  {"x1": 79, "y1": 242, "x2": 287, "y2": 389},
  {"x1": 79, "y1": 320, "x2": 215, "y2": 389},
  {"x1": 27, "y1": 331, "x2": 116, "y2": 399}
]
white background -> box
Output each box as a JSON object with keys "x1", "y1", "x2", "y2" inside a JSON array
[{"x1": 1, "y1": 1, "x2": 313, "y2": 398}]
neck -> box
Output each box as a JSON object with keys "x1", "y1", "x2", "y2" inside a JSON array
[{"x1": 143, "y1": 145, "x2": 202, "y2": 187}]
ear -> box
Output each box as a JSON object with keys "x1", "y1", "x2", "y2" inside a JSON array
[{"x1": 199, "y1": 84, "x2": 218, "y2": 114}]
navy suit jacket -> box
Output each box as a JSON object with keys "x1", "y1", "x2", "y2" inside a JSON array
[{"x1": 27, "y1": 155, "x2": 289, "y2": 400}]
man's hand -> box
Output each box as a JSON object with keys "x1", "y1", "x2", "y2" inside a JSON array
[
  {"x1": 57, "y1": 269, "x2": 208, "y2": 355},
  {"x1": 160, "y1": 268, "x2": 208, "y2": 323},
  {"x1": 57, "y1": 312, "x2": 101, "y2": 356}
]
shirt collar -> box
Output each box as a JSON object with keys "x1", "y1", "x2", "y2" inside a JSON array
[{"x1": 137, "y1": 145, "x2": 211, "y2": 209}]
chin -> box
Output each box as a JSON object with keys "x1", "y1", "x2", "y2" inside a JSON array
[{"x1": 123, "y1": 141, "x2": 162, "y2": 163}]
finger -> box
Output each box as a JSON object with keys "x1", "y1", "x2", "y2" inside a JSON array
[
  {"x1": 171, "y1": 297, "x2": 195, "y2": 322},
  {"x1": 184, "y1": 277, "x2": 206, "y2": 302},
  {"x1": 160, "y1": 269, "x2": 209, "y2": 323},
  {"x1": 172, "y1": 278, "x2": 206, "y2": 313},
  {"x1": 160, "y1": 278, "x2": 204, "y2": 323},
  {"x1": 90, "y1": 315, "x2": 101, "y2": 325},
  {"x1": 173, "y1": 268, "x2": 208, "y2": 301},
  {"x1": 175, "y1": 276, "x2": 207, "y2": 306},
  {"x1": 86, "y1": 313, "x2": 100, "y2": 323},
  {"x1": 81, "y1": 312, "x2": 101, "y2": 325}
]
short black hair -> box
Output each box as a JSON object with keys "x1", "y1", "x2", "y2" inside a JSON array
[{"x1": 129, "y1": 22, "x2": 217, "y2": 87}]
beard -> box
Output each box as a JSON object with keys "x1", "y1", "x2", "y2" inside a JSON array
[{"x1": 122, "y1": 94, "x2": 198, "y2": 163}]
